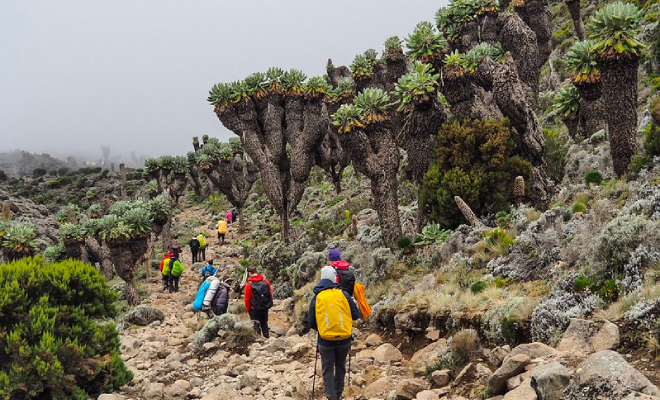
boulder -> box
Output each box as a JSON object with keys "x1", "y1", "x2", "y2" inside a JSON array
[
  {"x1": 431, "y1": 369, "x2": 451, "y2": 387},
  {"x1": 145, "y1": 382, "x2": 165, "y2": 399},
  {"x1": 166, "y1": 380, "x2": 192, "y2": 398},
  {"x1": 565, "y1": 350, "x2": 660, "y2": 399},
  {"x1": 365, "y1": 333, "x2": 384, "y2": 347},
  {"x1": 557, "y1": 318, "x2": 620, "y2": 358},
  {"x1": 503, "y1": 378, "x2": 538, "y2": 400},
  {"x1": 363, "y1": 376, "x2": 393, "y2": 398},
  {"x1": 416, "y1": 389, "x2": 440, "y2": 400},
  {"x1": 125, "y1": 306, "x2": 165, "y2": 326},
  {"x1": 503, "y1": 343, "x2": 557, "y2": 365},
  {"x1": 373, "y1": 343, "x2": 403, "y2": 364},
  {"x1": 530, "y1": 361, "x2": 571, "y2": 400},
  {"x1": 395, "y1": 378, "x2": 428, "y2": 400},
  {"x1": 489, "y1": 354, "x2": 531, "y2": 394},
  {"x1": 489, "y1": 346, "x2": 510, "y2": 367},
  {"x1": 97, "y1": 395, "x2": 126, "y2": 400}
]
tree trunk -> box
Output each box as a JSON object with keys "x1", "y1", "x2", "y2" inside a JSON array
[
  {"x1": 280, "y1": 213, "x2": 292, "y2": 244},
  {"x1": 238, "y1": 207, "x2": 245, "y2": 234},
  {"x1": 600, "y1": 58, "x2": 639, "y2": 176},
  {"x1": 124, "y1": 278, "x2": 140, "y2": 305},
  {"x1": 108, "y1": 238, "x2": 149, "y2": 306},
  {"x1": 563, "y1": 116, "x2": 581, "y2": 138},
  {"x1": 371, "y1": 174, "x2": 402, "y2": 250},
  {"x1": 579, "y1": 97, "x2": 606, "y2": 137},
  {"x1": 160, "y1": 218, "x2": 172, "y2": 254},
  {"x1": 565, "y1": 0, "x2": 585, "y2": 41}
]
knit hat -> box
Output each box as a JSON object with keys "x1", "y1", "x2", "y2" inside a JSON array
[
  {"x1": 321, "y1": 265, "x2": 338, "y2": 282},
  {"x1": 328, "y1": 248, "x2": 341, "y2": 261}
]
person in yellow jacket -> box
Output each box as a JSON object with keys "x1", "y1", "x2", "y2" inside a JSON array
[
  {"x1": 197, "y1": 232, "x2": 207, "y2": 261},
  {"x1": 217, "y1": 219, "x2": 228, "y2": 245}
]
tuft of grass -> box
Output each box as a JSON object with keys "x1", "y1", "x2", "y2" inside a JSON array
[
  {"x1": 471, "y1": 281, "x2": 488, "y2": 293},
  {"x1": 450, "y1": 329, "x2": 481, "y2": 367}
]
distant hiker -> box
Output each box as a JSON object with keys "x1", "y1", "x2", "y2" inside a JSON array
[
  {"x1": 308, "y1": 266, "x2": 360, "y2": 400},
  {"x1": 244, "y1": 266, "x2": 273, "y2": 338},
  {"x1": 226, "y1": 209, "x2": 233, "y2": 225},
  {"x1": 168, "y1": 253, "x2": 184, "y2": 293},
  {"x1": 201, "y1": 260, "x2": 217, "y2": 283},
  {"x1": 189, "y1": 236, "x2": 200, "y2": 263},
  {"x1": 197, "y1": 232, "x2": 207, "y2": 261},
  {"x1": 328, "y1": 248, "x2": 356, "y2": 297},
  {"x1": 217, "y1": 218, "x2": 228, "y2": 245},
  {"x1": 170, "y1": 242, "x2": 182, "y2": 256},
  {"x1": 211, "y1": 277, "x2": 233, "y2": 315},
  {"x1": 160, "y1": 252, "x2": 173, "y2": 291}
]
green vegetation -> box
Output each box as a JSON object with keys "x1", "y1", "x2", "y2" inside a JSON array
[
  {"x1": 543, "y1": 129, "x2": 570, "y2": 184},
  {"x1": 588, "y1": 2, "x2": 645, "y2": 60},
  {"x1": 0, "y1": 257, "x2": 132, "y2": 399},
  {"x1": 415, "y1": 223, "x2": 452, "y2": 245},
  {"x1": 585, "y1": 169, "x2": 604, "y2": 185}
]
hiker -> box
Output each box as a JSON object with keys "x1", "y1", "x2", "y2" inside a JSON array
[
  {"x1": 308, "y1": 266, "x2": 360, "y2": 400},
  {"x1": 197, "y1": 232, "x2": 207, "y2": 261},
  {"x1": 170, "y1": 242, "x2": 182, "y2": 256},
  {"x1": 160, "y1": 252, "x2": 173, "y2": 291},
  {"x1": 226, "y1": 209, "x2": 233, "y2": 225},
  {"x1": 244, "y1": 266, "x2": 273, "y2": 338},
  {"x1": 200, "y1": 260, "x2": 217, "y2": 283},
  {"x1": 217, "y1": 218, "x2": 228, "y2": 245},
  {"x1": 168, "y1": 253, "x2": 184, "y2": 293},
  {"x1": 328, "y1": 248, "x2": 356, "y2": 297},
  {"x1": 211, "y1": 277, "x2": 233, "y2": 316},
  {"x1": 189, "y1": 236, "x2": 200, "y2": 263}
]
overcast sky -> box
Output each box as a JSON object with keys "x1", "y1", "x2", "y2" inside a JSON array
[{"x1": 0, "y1": 1, "x2": 446, "y2": 163}]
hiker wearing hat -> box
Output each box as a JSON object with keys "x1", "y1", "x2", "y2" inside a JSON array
[
  {"x1": 189, "y1": 236, "x2": 200, "y2": 263},
  {"x1": 328, "y1": 248, "x2": 356, "y2": 297},
  {"x1": 196, "y1": 232, "x2": 207, "y2": 261},
  {"x1": 309, "y1": 266, "x2": 360, "y2": 400}
]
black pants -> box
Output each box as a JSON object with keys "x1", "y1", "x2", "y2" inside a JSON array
[
  {"x1": 191, "y1": 249, "x2": 198, "y2": 263},
  {"x1": 198, "y1": 247, "x2": 206, "y2": 262},
  {"x1": 162, "y1": 274, "x2": 169, "y2": 290},
  {"x1": 249, "y1": 309, "x2": 270, "y2": 338},
  {"x1": 319, "y1": 342, "x2": 351, "y2": 400},
  {"x1": 170, "y1": 276, "x2": 180, "y2": 292},
  {"x1": 218, "y1": 232, "x2": 225, "y2": 245}
]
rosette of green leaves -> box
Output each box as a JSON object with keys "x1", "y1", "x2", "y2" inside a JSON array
[
  {"x1": 305, "y1": 76, "x2": 331, "y2": 98},
  {"x1": 218, "y1": 143, "x2": 233, "y2": 162},
  {"x1": 394, "y1": 61, "x2": 440, "y2": 112},
  {"x1": 350, "y1": 54, "x2": 375, "y2": 80},
  {"x1": 207, "y1": 82, "x2": 231, "y2": 107},
  {"x1": 83, "y1": 218, "x2": 102, "y2": 237},
  {"x1": 59, "y1": 222, "x2": 86, "y2": 244},
  {"x1": 148, "y1": 195, "x2": 170, "y2": 225},
  {"x1": 245, "y1": 72, "x2": 269, "y2": 99},
  {"x1": 566, "y1": 40, "x2": 601, "y2": 84},
  {"x1": 87, "y1": 204, "x2": 102, "y2": 218},
  {"x1": 449, "y1": 0, "x2": 479, "y2": 23},
  {"x1": 1, "y1": 221, "x2": 37, "y2": 255},
  {"x1": 228, "y1": 80, "x2": 249, "y2": 104},
  {"x1": 551, "y1": 85, "x2": 580, "y2": 120},
  {"x1": 475, "y1": 0, "x2": 499, "y2": 15},
  {"x1": 266, "y1": 67, "x2": 285, "y2": 92},
  {"x1": 332, "y1": 104, "x2": 365, "y2": 134},
  {"x1": 353, "y1": 88, "x2": 391, "y2": 124},
  {"x1": 228, "y1": 137, "x2": 244, "y2": 153},
  {"x1": 385, "y1": 36, "x2": 403, "y2": 52},
  {"x1": 147, "y1": 179, "x2": 159, "y2": 196},
  {"x1": 144, "y1": 158, "x2": 160, "y2": 175},
  {"x1": 406, "y1": 21, "x2": 448, "y2": 62},
  {"x1": 85, "y1": 187, "x2": 99, "y2": 199},
  {"x1": 44, "y1": 243, "x2": 67, "y2": 263},
  {"x1": 282, "y1": 69, "x2": 307, "y2": 96},
  {"x1": 588, "y1": 2, "x2": 645, "y2": 60},
  {"x1": 435, "y1": 7, "x2": 451, "y2": 30},
  {"x1": 464, "y1": 43, "x2": 503, "y2": 72},
  {"x1": 329, "y1": 77, "x2": 355, "y2": 103},
  {"x1": 169, "y1": 156, "x2": 188, "y2": 175}
]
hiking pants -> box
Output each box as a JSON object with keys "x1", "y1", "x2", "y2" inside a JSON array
[
  {"x1": 218, "y1": 232, "x2": 225, "y2": 245},
  {"x1": 249, "y1": 309, "x2": 270, "y2": 338},
  {"x1": 162, "y1": 274, "x2": 170, "y2": 291},
  {"x1": 191, "y1": 249, "x2": 198, "y2": 263},
  {"x1": 170, "y1": 276, "x2": 180, "y2": 292},
  {"x1": 198, "y1": 247, "x2": 206, "y2": 261},
  {"x1": 319, "y1": 342, "x2": 351, "y2": 400}
]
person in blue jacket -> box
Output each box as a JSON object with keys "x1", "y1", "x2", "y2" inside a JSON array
[
  {"x1": 200, "y1": 260, "x2": 217, "y2": 284},
  {"x1": 308, "y1": 266, "x2": 360, "y2": 400}
]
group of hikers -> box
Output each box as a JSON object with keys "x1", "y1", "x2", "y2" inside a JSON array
[{"x1": 160, "y1": 220, "x2": 364, "y2": 400}]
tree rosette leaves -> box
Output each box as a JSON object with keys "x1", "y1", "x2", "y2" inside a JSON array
[
  {"x1": 332, "y1": 87, "x2": 392, "y2": 133},
  {"x1": 405, "y1": 21, "x2": 448, "y2": 63},
  {"x1": 1, "y1": 222, "x2": 37, "y2": 258},
  {"x1": 444, "y1": 50, "x2": 468, "y2": 79},
  {"x1": 332, "y1": 104, "x2": 365, "y2": 134},
  {"x1": 551, "y1": 85, "x2": 581, "y2": 121},
  {"x1": 588, "y1": 1, "x2": 645, "y2": 61},
  {"x1": 350, "y1": 50, "x2": 378, "y2": 80},
  {"x1": 567, "y1": 40, "x2": 601, "y2": 84},
  {"x1": 394, "y1": 61, "x2": 440, "y2": 112}
]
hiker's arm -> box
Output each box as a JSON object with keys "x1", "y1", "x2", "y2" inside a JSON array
[
  {"x1": 244, "y1": 283, "x2": 251, "y2": 311},
  {"x1": 344, "y1": 292, "x2": 361, "y2": 320},
  {"x1": 265, "y1": 279, "x2": 273, "y2": 294},
  {"x1": 308, "y1": 295, "x2": 317, "y2": 331}
]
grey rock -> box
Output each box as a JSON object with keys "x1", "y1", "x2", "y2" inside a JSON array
[
  {"x1": 530, "y1": 361, "x2": 571, "y2": 400},
  {"x1": 489, "y1": 354, "x2": 531, "y2": 394},
  {"x1": 557, "y1": 318, "x2": 620, "y2": 357},
  {"x1": 125, "y1": 306, "x2": 165, "y2": 326}
]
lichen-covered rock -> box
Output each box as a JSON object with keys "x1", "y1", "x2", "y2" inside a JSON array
[
  {"x1": 556, "y1": 318, "x2": 619, "y2": 357},
  {"x1": 124, "y1": 305, "x2": 165, "y2": 326},
  {"x1": 190, "y1": 314, "x2": 239, "y2": 354},
  {"x1": 530, "y1": 361, "x2": 571, "y2": 400}
]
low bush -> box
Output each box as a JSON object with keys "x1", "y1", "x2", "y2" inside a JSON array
[
  {"x1": 0, "y1": 257, "x2": 132, "y2": 399},
  {"x1": 450, "y1": 329, "x2": 481, "y2": 367},
  {"x1": 584, "y1": 169, "x2": 603, "y2": 186}
]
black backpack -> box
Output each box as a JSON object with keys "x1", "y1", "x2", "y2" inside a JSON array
[{"x1": 250, "y1": 280, "x2": 273, "y2": 310}]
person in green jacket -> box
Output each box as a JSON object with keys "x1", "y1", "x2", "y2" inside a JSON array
[
  {"x1": 168, "y1": 253, "x2": 184, "y2": 293},
  {"x1": 197, "y1": 232, "x2": 207, "y2": 261}
]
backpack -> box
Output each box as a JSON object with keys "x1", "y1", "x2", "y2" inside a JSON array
[
  {"x1": 211, "y1": 283, "x2": 229, "y2": 315},
  {"x1": 171, "y1": 260, "x2": 184, "y2": 277},
  {"x1": 197, "y1": 234, "x2": 206, "y2": 248},
  {"x1": 202, "y1": 266, "x2": 214, "y2": 279},
  {"x1": 315, "y1": 288, "x2": 352, "y2": 341},
  {"x1": 353, "y1": 282, "x2": 371, "y2": 318},
  {"x1": 161, "y1": 257, "x2": 172, "y2": 275},
  {"x1": 193, "y1": 281, "x2": 211, "y2": 311},
  {"x1": 250, "y1": 280, "x2": 273, "y2": 310}
]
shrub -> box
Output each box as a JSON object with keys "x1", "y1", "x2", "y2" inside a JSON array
[
  {"x1": 0, "y1": 257, "x2": 132, "y2": 399},
  {"x1": 572, "y1": 202, "x2": 586, "y2": 213},
  {"x1": 584, "y1": 169, "x2": 603, "y2": 185},
  {"x1": 471, "y1": 281, "x2": 488, "y2": 293},
  {"x1": 449, "y1": 329, "x2": 481, "y2": 367},
  {"x1": 397, "y1": 236, "x2": 412, "y2": 249},
  {"x1": 643, "y1": 108, "x2": 660, "y2": 158},
  {"x1": 500, "y1": 317, "x2": 524, "y2": 346}
]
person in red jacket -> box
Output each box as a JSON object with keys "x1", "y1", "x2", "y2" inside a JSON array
[
  {"x1": 328, "y1": 248, "x2": 356, "y2": 297},
  {"x1": 244, "y1": 266, "x2": 273, "y2": 338}
]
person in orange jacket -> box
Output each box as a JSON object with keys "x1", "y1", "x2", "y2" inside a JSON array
[{"x1": 244, "y1": 266, "x2": 273, "y2": 338}]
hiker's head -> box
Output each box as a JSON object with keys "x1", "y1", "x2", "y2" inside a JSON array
[
  {"x1": 198, "y1": 232, "x2": 204, "y2": 236},
  {"x1": 321, "y1": 265, "x2": 338, "y2": 282},
  {"x1": 328, "y1": 248, "x2": 341, "y2": 262},
  {"x1": 247, "y1": 266, "x2": 258, "y2": 276},
  {"x1": 208, "y1": 260, "x2": 214, "y2": 266}
]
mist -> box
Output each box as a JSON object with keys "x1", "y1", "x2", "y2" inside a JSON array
[{"x1": 0, "y1": 0, "x2": 446, "y2": 164}]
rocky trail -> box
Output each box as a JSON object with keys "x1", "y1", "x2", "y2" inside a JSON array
[{"x1": 104, "y1": 206, "x2": 660, "y2": 400}]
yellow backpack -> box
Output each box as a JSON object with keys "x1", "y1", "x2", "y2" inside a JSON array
[
  {"x1": 161, "y1": 257, "x2": 172, "y2": 275},
  {"x1": 197, "y1": 234, "x2": 206, "y2": 248},
  {"x1": 315, "y1": 288, "x2": 352, "y2": 341},
  {"x1": 353, "y1": 282, "x2": 371, "y2": 319}
]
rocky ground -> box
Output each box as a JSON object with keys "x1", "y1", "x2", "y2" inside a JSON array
[{"x1": 94, "y1": 206, "x2": 660, "y2": 400}]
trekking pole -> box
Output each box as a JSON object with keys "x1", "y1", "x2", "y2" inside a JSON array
[{"x1": 311, "y1": 338, "x2": 319, "y2": 400}]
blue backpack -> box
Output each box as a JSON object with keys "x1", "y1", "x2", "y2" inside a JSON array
[{"x1": 193, "y1": 281, "x2": 211, "y2": 311}]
